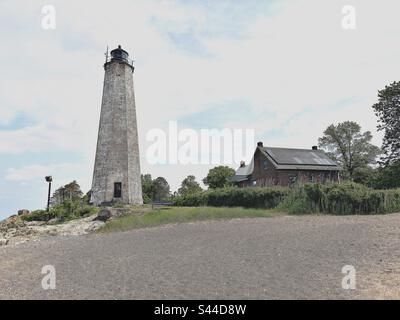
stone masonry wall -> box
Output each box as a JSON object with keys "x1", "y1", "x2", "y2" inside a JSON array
[{"x1": 91, "y1": 59, "x2": 143, "y2": 205}]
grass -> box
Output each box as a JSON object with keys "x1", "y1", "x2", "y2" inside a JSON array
[{"x1": 97, "y1": 206, "x2": 282, "y2": 233}]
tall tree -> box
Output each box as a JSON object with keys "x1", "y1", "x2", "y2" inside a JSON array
[
  {"x1": 318, "y1": 121, "x2": 381, "y2": 180},
  {"x1": 51, "y1": 180, "x2": 83, "y2": 205},
  {"x1": 371, "y1": 163, "x2": 400, "y2": 189},
  {"x1": 203, "y1": 166, "x2": 235, "y2": 189},
  {"x1": 178, "y1": 175, "x2": 202, "y2": 196},
  {"x1": 372, "y1": 81, "x2": 400, "y2": 165},
  {"x1": 141, "y1": 174, "x2": 170, "y2": 202},
  {"x1": 152, "y1": 177, "x2": 170, "y2": 201}
]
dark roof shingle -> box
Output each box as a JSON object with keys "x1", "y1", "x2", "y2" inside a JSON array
[{"x1": 260, "y1": 147, "x2": 341, "y2": 170}]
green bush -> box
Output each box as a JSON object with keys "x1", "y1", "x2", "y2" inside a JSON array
[
  {"x1": 22, "y1": 201, "x2": 99, "y2": 222},
  {"x1": 173, "y1": 187, "x2": 290, "y2": 209},
  {"x1": 142, "y1": 193, "x2": 152, "y2": 204},
  {"x1": 22, "y1": 210, "x2": 55, "y2": 222},
  {"x1": 174, "y1": 183, "x2": 400, "y2": 215},
  {"x1": 277, "y1": 182, "x2": 400, "y2": 215},
  {"x1": 77, "y1": 205, "x2": 99, "y2": 217}
]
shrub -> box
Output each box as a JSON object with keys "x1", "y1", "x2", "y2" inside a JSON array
[
  {"x1": 22, "y1": 201, "x2": 99, "y2": 222},
  {"x1": 173, "y1": 187, "x2": 290, "y2": 209},
  {"x1": 142, "y1": 193, "x2": 152, "y2": 204},
  {"x1": 277, "y1": 182, "x2": 400, "y2": 215},
  {"x1": 21, "y1": 210, "x2": 55, "y2": 222},
  {"x1": 174, "y1": 183, "x2": 400, "y2": 215},
  {"x1": 77, "y1": 205, "x2": 99, "y2": 217}
]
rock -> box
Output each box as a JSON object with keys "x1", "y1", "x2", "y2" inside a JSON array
[
  {"x1": 18, "y1": 209, "x2": 30, "y2": 216},
  {"x1": 47, "y1": 230, "x2": 58, "y2": 236},
  {"x1": 47, "y1": 218, "x2": 59, "y2": 225},
  {"x1": 94, "y1": 209, "x2": 113, "y2": 222},
  {"x1": 85, "y1": 221, "x2": 105, "y2": 233},
  {"x1": 25, "y1": 221, "x2": 45, "y2": 227},
  {"x1": 0, "y1": 211, "x2": 105, "y2": 247}
]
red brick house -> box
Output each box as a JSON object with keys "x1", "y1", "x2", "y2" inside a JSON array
[{"x1": 233, "y1": 142, "x2": 341, "y2": 187}]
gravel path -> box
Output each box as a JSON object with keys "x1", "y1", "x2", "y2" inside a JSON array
[{"x1": 1, "y1": 214, "x2": 400, "y2": 299}]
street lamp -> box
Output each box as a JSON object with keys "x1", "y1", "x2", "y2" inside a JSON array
[{"x1": 45, "y1": 176, "x2": 53, "y2": 212}]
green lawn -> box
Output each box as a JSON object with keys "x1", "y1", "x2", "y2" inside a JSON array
[{"x1": 97, "y1": 206, "x2": 283, "y2": 233}]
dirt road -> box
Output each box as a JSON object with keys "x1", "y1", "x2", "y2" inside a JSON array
[{"x1": 1, "y1": 214, "x2": 400, "y2": 299}]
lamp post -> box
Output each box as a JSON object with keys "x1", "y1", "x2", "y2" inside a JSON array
[{"x1": 45, "y1": 176, "x2": 53, "y2": 212}]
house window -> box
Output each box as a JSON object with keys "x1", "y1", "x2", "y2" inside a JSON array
[
  {"x1": 252, "y1": 180, "x2": 257, "y2": 186},
  {"x1": 308, "y1": 175, "x2": 314, "y2": 183},
  {"x1": 114, "y1": 182, "x2": 122, "y2": 198},
  {"x1": 263, "y1": 159, "x2": 268, "y2": 170},
  {"x1": 289, "y1": 175, "x2": 297, "y2": 185}
]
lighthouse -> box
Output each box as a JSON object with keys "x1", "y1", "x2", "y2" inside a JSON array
[{"x1": 91, "y1": 45, "x2": 143, "y2": 205}]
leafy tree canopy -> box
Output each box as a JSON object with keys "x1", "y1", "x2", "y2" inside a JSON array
[
  {"x1": 51, "y1": 180, "x2": 83, "y2": 205},
  {"x1": 141, "y1": 174, "x2": 171, "y2": 202},
  {"x1": 178, "y1": 175, "x2": 202, "y2": 196},
  {"x1": 153, "y1": 177, "x2": 170, "y2": 200},
  {"x1": 318, "y1": 121, "x2": 381, "y2": 180},
  {"x1": 372, "y1": 81, "x2": 400, "y2": 165},
  {"x1": 203, "y1": 166, "x2": 235, "y2": 189}
]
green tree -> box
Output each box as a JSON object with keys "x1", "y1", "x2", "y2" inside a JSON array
[
  {"x1": 141, "y1": 174, "x2": 153, "y2": 203},
  {"x1": 371, "y1": 163, "x2": 400, "y2": 189},
  {"x1": 51, "y1": 180, "x2": 83, "y2": 205},
  {"x1": 141, "y1": 174, "x2": 170, "y2": 202},
  {"x1": 372, "y1": 81, "x2": 400, "y2": 165},
  {"x1": 152, "y1": 177, "x2": 170, "y2": 201},
  {"x1": 203, "y1": 166, "x2": 235, "y2": 189},
  {"x1": 82, "y1": 190, "x2": 92, "y2": 204},
  {"x1": 178, "y1": 175, "x2": 202, "y2": 196},
  {"x1": 318, "y1": 121, "x2": 381, "y2": 180},
  {"x1": 352, "y1": 166, "x2": 378, "y2": 187}
]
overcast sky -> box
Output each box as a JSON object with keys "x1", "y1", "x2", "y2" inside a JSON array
[{"x1": 1, "y1": 0, "x2": 400, "y2": 218}]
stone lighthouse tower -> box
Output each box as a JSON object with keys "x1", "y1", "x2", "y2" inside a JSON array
[{"x1": 91, "y1": 45, "x2": 143, "y2": 205}]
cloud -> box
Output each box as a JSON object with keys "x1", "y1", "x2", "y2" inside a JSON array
[{"x1": 5, "y1": 163, "x2": 88, "y2": 183}]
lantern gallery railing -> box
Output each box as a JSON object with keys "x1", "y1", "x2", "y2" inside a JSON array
[{"x1": 105, "y1": 54, "x2": 134, "y2": 68}]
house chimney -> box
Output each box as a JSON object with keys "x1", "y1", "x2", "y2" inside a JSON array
[
  {"x1": 240, "y1": 161, "x2": 246, "y2": 168},
  {"x1": 257, "y1": 141, "x2": 264, "y2": 147},
  {"x1": 312, "y1": 146, "x2": 318, "y2": 150}
]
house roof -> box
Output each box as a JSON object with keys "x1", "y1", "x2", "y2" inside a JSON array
[
  {"x1": 260, "y1": 147, "x2": 341, "y2": 170},
  {"x1": 234, "y1": 146, "x2": 341, "y2": 179},
  {"x1": 232, "y1": 158, "x2": 254, "y2": 182}
]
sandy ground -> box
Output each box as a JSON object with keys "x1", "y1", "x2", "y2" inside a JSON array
[{"x1": 0, "y1": 213, "x2": 400, "y2": 299}]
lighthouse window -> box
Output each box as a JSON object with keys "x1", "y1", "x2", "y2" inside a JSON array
[{"x1": 114, "y1": 182, "x2": 122, "y2": 198}]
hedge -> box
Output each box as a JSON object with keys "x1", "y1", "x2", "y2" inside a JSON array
[
  {"x1": 173, "y1": 187, "x2": 290, "y2": 209},
  {"x1": 173, "y1": 183, "x2": 400, "y2": 215},
  {"x1": 277, "y1": 182, "x2": 400, "y2": 215}
]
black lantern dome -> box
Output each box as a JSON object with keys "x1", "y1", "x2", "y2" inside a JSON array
[{"x1": 110, "y1": 45, "x2": 129, "y2": 62}]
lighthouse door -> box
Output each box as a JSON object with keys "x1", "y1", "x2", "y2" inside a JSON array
[{"x1": 114, "y1": 182, "x2": 122, "y2": 198}]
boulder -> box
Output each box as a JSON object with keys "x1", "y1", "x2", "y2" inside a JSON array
[
  {"x1": 0, "y1": 238, "x2": 9, "y2": 246},
  {"x1": 94, "y1": 209, "x2": 113, "y2": 222},
  {"x1": 18, "y1": 209, "x2": 30, "y2": 216}
]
